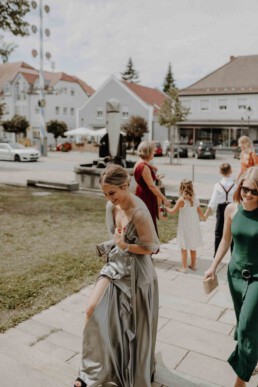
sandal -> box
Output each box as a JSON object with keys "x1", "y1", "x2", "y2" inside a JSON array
[{"x1": 74, "y1": 377, "x2": 87, "y2": 387}]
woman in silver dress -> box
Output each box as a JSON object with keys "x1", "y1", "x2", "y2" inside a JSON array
[{"x1": 74, "y1": 164, "x2": 160, "y2": 387}]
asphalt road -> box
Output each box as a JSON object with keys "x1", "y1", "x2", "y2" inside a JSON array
[{"x1": 0, "y1": 149, "x2": 240, "y2": 196}]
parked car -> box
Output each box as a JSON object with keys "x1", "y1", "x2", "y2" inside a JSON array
[
  {"x1": 173, "y1": 146, "x2": 188, "y2": 158},
  {"x1": 233, "y1": 145, "x2": 258, "y2": 159},
  {"x1": 0, "y1": 143, "x2": 40, "y2": 162},
  {"x1": 154, "y1": 141, "x2": 163, "y2": 156},
  {"x1": 193, "y1": 141, "x2": 216, "y2": 159},
  {"x1": 163, "y1": 141, "x2": 188, "y2": 158}
]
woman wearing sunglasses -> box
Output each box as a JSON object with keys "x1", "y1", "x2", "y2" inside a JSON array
[{"x1": 204, "y1": 166, "x2": 258, "y2": 387}]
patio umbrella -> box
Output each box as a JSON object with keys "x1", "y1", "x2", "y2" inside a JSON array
[{"x1": 64, "y1": 127, "x2": 96, "y2": 136}]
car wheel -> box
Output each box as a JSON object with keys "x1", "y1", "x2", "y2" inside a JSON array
[{"x1": 14, "y1": 154, "x2": 20, "y2": 162}]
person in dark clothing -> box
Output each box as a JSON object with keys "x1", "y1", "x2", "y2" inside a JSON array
[{"x1": 204, "y1": 163, "x2": 236, "y2": 256}]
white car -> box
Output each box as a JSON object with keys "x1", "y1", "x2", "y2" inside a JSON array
[{"x1": 0, "y1": 143, "x2": 41, "y2": 162}]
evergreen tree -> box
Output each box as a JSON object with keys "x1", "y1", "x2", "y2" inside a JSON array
[
  {"x1": 163, "y1": 62, "x2": 176, "y2": 93},
  {"x1": 158, "y1": 87, "x2": 189, "y2": 164},
  {"x1": 0, "y1": 0, "x2": 30, "y2": 63},
  {"x1": 121, "y1": 57, "x2": 140, "y2": 83}
]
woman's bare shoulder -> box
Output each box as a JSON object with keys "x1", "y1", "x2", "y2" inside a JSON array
[{"x1": 225, "y1": 202, "x2": 238, "y2": 219}]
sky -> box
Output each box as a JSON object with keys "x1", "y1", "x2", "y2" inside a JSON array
[{"x1": 6, "y1": 0, "x2": 258, "y2": 91}]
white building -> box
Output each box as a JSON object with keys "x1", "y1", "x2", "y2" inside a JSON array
[
  {"x1": 0, "y1": 62, "x2": 94, "y2": 147},
  {"x1": 178, "y1": 55, "x2": 258, "y2": 145},
  {"x1": 77, "y1": 75, "x2": 169, "y2": 142}
]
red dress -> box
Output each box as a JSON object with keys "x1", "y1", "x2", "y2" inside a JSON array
[{"x1": 134, "y1": 162, "x2": 158, "y2": 232}]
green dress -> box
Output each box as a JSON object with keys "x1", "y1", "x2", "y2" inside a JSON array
[{"x1": 227, "y1": 204, "x2": 258, "y2": 382}]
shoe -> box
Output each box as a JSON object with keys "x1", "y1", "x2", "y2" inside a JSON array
[
  {"x1": 188, "y1": 265, "x2": 197, "y2": 271},
  {"x1": 74, "y1": 377, "x2": 87, "y2": 387},
  {"x1": 176, "y1": 267, "x2": 187, "y2": 273}
]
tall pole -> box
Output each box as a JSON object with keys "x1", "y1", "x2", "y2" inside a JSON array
[{"x1": 39, "y1": 0, "x2": 47, "y2": 156}]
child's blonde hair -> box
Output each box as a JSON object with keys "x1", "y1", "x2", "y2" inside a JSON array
[{"x1": 179, "y1": 179, "x2": 194, "y2": 206}]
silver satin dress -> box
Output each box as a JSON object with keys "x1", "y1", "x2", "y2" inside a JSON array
[{"x1": 79, "y1": 196, "x2": 160, "y2": 387}]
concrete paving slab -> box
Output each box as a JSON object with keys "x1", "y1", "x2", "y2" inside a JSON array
[
  {"x1": 159, "y1": 308, "x2": 233, "y2": 335},
  {"x1": 158, "y1": 320, "x2": 235, "y2": 362},
  {"x1": 218, "y1": 309, "x2": 236, "y2": 325}
]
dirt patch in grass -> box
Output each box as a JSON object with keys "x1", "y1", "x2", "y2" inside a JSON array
[{"x1": 0, "y1": 186, "x2": 178, "y2": 332}]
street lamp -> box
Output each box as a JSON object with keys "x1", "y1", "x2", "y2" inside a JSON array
[{"x1": 30, "y1": 0, "x2": 51, "y2": 156}]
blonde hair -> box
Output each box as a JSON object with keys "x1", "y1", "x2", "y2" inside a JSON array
[
  {"x1": 179, "y1": 179, "x2": 194, "y2": 206},
  {"x1": 99, "y1": 164, "x2": 130, "y2": 187},
  {"x1": 233, "y1": 166, "x2": 258, "y2": 203},
  {"x1": 238, "y1": 135, "x2": 253, "y2": 151},
  {"x1": 137, "y1": 141, "x2": 156, "y2": 160}
]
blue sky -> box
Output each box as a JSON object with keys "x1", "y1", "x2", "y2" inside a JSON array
[{"x1": 6, "y1": 0, "x2": 258, "y2": 91}]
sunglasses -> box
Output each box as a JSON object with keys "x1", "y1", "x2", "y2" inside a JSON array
[{"x1": 241, "y1": 186, "x2": 258, "y2": 196}]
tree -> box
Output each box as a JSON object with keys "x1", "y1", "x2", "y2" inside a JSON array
[
  {"x1": 158, "y1": 87, "x2": 189, "y2": 164},
  {"x1": 121, "y1": 57, "x2": 140, "y2": 83},
  {"x1": 3, "y1": 114, "x2": 29, "y2": 139},
  {"x1": 0, "y1": 0, "x2": 30, "y2": 63},
  {"x1": 0, "y1": 102, "x2": 6, "y2": 120},
  {"x1": 163, "y1": 62, "x2": 176, "y2": 93},
  {"x1": 122, "y1": 115, "x2": 148, "y2": 152},
  {"x1": 46, "y1": 120, "x2": 67, "y2": 146}
]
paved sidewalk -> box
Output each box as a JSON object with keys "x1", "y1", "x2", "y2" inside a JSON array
[
  {"x1": 1, "y1": 215, "x2": 258, "y2": 386},
  {"x1": 0, "y1": 153, "x2": 257, "y2": 386}
]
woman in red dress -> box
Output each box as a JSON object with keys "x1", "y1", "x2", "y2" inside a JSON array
[{"x1": 134, "y1": 141, "x2": 171, "y2": 233}]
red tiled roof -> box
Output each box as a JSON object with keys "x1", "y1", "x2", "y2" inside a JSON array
[
  {"x1": 70, "y1": 75, "x2": 95, "y2": 96},
  {"x1": 0, "y1": 61, "x2": 94, "y2": 96},
  {"x1": 123, "y1": 81, "x2": 167, "y2": 113}
]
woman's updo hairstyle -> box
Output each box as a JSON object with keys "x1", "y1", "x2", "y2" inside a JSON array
[
  {"x1": 100, "y1": 164, "x2": 130, "y2": 187},
  {"x1": 137, "y1": 141, "x2": 156, "y2": 160}
]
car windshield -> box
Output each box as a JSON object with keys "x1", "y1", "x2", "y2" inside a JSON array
[
  {"x1": 198, "y1": 142, "x2": 213, "y2": 147},
  {"x1": 9, "y1": 143, "x2": 25, "y2": 149}
]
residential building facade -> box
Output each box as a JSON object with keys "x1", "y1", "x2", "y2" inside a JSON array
[
  {"x1": 77, "y1": 75, "x2": 169, "y2": 143},
  {"x1": 0, "y1": 62, "x2": 94, "y2": 147},
  {"x1": 178, "y1": 55, "x2": 258, "y2": 146}
]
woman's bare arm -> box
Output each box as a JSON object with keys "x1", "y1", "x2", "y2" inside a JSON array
[{"x1": 142, "y1": 165, "x2": 171, "y2": 207}]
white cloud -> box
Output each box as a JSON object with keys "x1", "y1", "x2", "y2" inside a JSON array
[{"x1": 6, "y1": 0, "x2": 258, "y2": 91}]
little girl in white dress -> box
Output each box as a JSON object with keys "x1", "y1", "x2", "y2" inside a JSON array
[{"x1": 166, "y1": 179, "x2": 205, "y2": 273}]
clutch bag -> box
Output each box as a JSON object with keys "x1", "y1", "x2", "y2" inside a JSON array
[{"x1": 203, "y1": 275, "x2": 218, "y2": 294}]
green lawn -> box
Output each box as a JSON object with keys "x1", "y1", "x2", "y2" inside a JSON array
[{"x1": 0, "y1": 186, "x2": 177, "y2": 332}]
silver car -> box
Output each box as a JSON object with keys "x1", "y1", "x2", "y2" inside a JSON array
[{"x1": 0, "y1": 143, "x2": 41, "y2": 162}]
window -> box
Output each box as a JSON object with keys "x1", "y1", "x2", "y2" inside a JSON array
[
  {"x1": 96, "y1": 106, "x2": 104, "y2": 119},
  {"x1": 200, "y1": 99, "x2": 209, "y2": 111},
  {"x1": 4, "y1": 105, "x2": 10, "y2": 115},
  {"x1": 71, "y1": 88, "x2": 75, "y2": 96},
  {"x1": 238, "y1": 98, "x2": 247, "y2": 110},
  {"x1": 122, "y1": 106, "x2": 129, "y2": 119},
  {"x1": 218, "y1": 98, "x2": 228, "y2": 110},
  {"x1": 70, "y1": 107, "x2": 74, "y2": 115},
  {"x1": 32, "y1": 128, "x2": 41, "y2": 139},
  {"x1": 63, "y1": 107, "x2": 67, "y2": 115},
  {"x1": 35, "y1": 106, "x2": 40, "y2": 115},
  {"x1": 4, "y1": 82, "x2": 11, "y2": 95},
  {"x1": 55, "y1": 106, "x2": 60, "y2": 115}
]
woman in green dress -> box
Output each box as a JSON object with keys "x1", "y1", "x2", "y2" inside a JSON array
[{"x1": 204, "y1": 166, "x2": 258, "y2": 387}]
